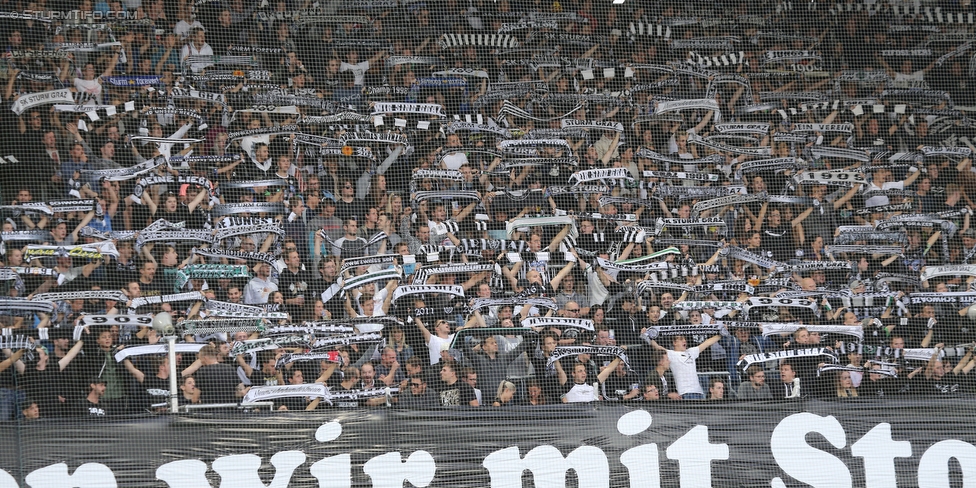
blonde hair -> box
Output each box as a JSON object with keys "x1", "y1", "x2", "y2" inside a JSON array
[{"x1": 495, "y1": 380, "x2": 517, "y2": 401}]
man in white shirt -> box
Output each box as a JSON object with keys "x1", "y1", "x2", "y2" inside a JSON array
[
  {"x1": 417, "y1": 317, "x2": 456, "y2": 365},
  {"x1": 180, "y1": 27, "x2": 213, "y2": 73},
  {"x1": 244, "y1": 263, "x2": 277, "y2": 305},
  {"x1": 650, "y1": 330, "x2": 724, "y2": 399},
  {"x1": 561, "y1": 357, "x2": 621, "y2": 403},
  {"x1": 338, "y1": 49, "x2": 386, "y2": 86}
]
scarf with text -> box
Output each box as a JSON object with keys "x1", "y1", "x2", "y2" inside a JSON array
[
  {"x1": 547, "y1": 345, "x2": 630, "y2": 371},
  {"x1": 736, "y1": 348, "x2": 837, "y2": 372}
]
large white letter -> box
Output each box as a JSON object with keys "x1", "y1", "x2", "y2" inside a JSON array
[
  {"x1": 918, "y1": 440, "x2": 976, "y2": 488},
  {"x1": 618, "y1": 410, "x2": 660, "y2": 488},
  {"x1": 211, "y1": 451, "x2": 306, "y2": 488},
  {"x1": 665, "y1": 425, "x2": 729, "y2": 488},
  {"x1": 362, "y1": 451, "x2": 436, "y2": 488},
  {"x1": 483, "y1": 445, "x2": 609, "y2": 488},
  {"x1": 309, "y1": 421, "x2": 351, "y2": 488},
  {"x1": 156, "y1": 460, "x2": 210, "y2": 488},
  {"x1": 25, "y1": 463, "x2": 118, "y2": 488},
  {"x1": 851, "y1": 423, "x2": 912, "y2": 488},
  {"x1": 0, "y1": 468, "x2": 18, "y2": 488},
  {"x1": 770, "y1": 413, "x2": 851, "y2": 488}
]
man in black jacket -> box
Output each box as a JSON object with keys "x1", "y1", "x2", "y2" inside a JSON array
[{"x1": 463, "y1": 335, "x2": 528, "y2": 397}]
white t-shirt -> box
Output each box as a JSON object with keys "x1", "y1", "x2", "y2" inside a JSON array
[
  {"x1": 428, "y1": 220, "x2": 453, "y2": 246},
  {"x1": 427, "y1": 334, "x2": 455, "y2": 365},
  {"x1": 180, "y1": 42, "x2": 214, "y2": 73},
  {"x1": 864, "y1": 181, "x2": 903, "y2": 208},
  {"x1": 441, "y1": 151, "x2": 468, "y2": 170},
  {"x1": 73, "y1": 78, "x2": 102, "y2": 104},
  {"x1": 667, "y1": 347, "x2": 703, "y2": 396},
  {"x1": 339, "y1": 60, "x2": 370, "y2": 85},
  {"x1": 564, "y1": 382, "x2": 598, "y2": 402},
  {"x1": 244, "y1": 276, "x2": 277, "y2": 305}
]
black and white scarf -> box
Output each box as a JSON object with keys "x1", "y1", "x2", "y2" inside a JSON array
[
  {"x1": 81, "y1": 156, "x2": 165, "y2": 182},
  {"x1": 689, "y1": 133, "x2": 770, "y2": 156},
  {"x1": 212, "y1": 221, "x2": 285, "y2": 243},
  {"x1": 371, "y1": 102, "x2": 445, "y2": 117},
  {"x1": 312, "y1": 332, "x2": 385, "y2": 350},
  {"x1": 192, "y1": 248, "x2": 278, "y2": 267},
  {"x1": 1, "y1": 230, "x2": 52, "y2": 243},
  {"x1": 391, "y1": 285, "x2": 465, "y2": 305},
  {"x1": 654, "y1": 98, "x2": 720, "y2": 115},
  {"x1": 560, "y1": 119, "x2": 624, "y2": 132},
  {"x1": 779, "y1": 261, "x2": 853, "y2": 275},
  {"x1": 547, "y1": 345, "x2": 630, "y2": 371},
  {"x1": 342, "y1": 268, "x2": 402, "y2": 291},
  {"x1": 760, "y1": 323, "x2": 864, "y2": 341},
  {"x1": 265, "y1": 324, "x2": 356, "y2": 336},
  {"x1": 655, "y1": 217, "x2": 727, "y2": 236},
  {"x1": 521, "y1": 317, "x2": 595, "y2": 331},
  {"x1": 438, "y1": 33, "x2": 520, "y2": 49},
  {"x1": 230, "y1": 335, "x2": 313, "y2": 357},
  {"x1": 469, "y1": 296, "x2": 558, "y2": 312},
  {"x1": 834, "y1": 231, "x2": 908, "y2": 245},
  {"x1": 128, "y1": 291, "x2": 205, "y2": 312},
  {"x1": 414, "y1": 262, "x2": 499, "y2": 285},
  {"x1": 0, "y1": 298, "x2": 57, "y2": 314},
  {"x1": 569, "y1": 168, "x2": 633, "y2": 185},
  {"x1": 735, "y1": 158, "x2": 804, "y2": 180},
  {"x1": 33, "y1": 290, "x2": 129, "y2": 303},
  {"x1": 736, "y1": 348, "x2": 837, "y2": 371},
  {"x1": 211, "y1": 203, "x2": 288, "y2": 217},
  {"x1": 339, "y1": 254, "x2": 400, "y2": 274},
  {"x1": 497, "y1": 100, "x2": 583, "y2": 122},
  {"x1": 241, "y1": 384, "x2": 327, "y2": 404},
  {"x1": 227, "y1": 125, "x2": 298, "y2": 142}
]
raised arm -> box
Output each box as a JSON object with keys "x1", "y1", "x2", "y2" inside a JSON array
[
  {"x1": 600, "y1": 132, "x2": 621, "y2": 165},
  {"x1": 0, "y1": 348, "x2": 27, "y2": 374},
  {"x1": 122, "y1": 357, "x2": 146, "y2": 383},
  {"x1": 70, "y1": 209, "x2": 96, "y2": 242},
  {"x1": 597, "y1": 357, "x2": 622, "y2": 384},
  {"x1": 546, "y1": 224, "x2": 572, "y2": 253},
  {"x1": 924, "y1": 343, "x2": 944, "y2": 380},
  {"x1": 699, "y1": 334, "x2": 723, "y2": 352},
  {"x1": 57, "y1": 338, "x2": 85, "y2": 371},
  {"x1": 236, "y1": 353, "x2": 255, "y2": 377},
  {"x1": 415, "y1": 316, "x2": 433, "y2": 344}
]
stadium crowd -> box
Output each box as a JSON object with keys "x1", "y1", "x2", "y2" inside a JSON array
[{"x1": 2, "y1": 0, "x2": 976, "y2": 419}]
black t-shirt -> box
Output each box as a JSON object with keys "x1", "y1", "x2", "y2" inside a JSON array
[
  {"x1": 278, "y1": 267, "x2": 313, "y2": 317},
  {"x1": 335, "y1": 198, "x2": 366, "y2": 223},
  {"x1": 763, "y1": 224, "x2": 795, "y2": 262},
  {"x1": 194, "y1": 363, "x2": 240, "y2": 404},
  {"x1": 21, "y1": 367, "x2": 69, "y2": 417},
  {"x1": 248, "y1": 370, "x2": 281, "y2": 387},
  {"x1": 602, "y1": 371, "x2": 641, "y2": 401},
  {"x1": 107, "y1": 260, "x2": 138, "y2": 290},
  {"x1": 910, "y1": 375, "x2": 973, "y2": 396},
  {"x1": 138, "y1": 277, "x2": 164, "y2": 298},
  {"x1": 433, "y1": 379, "x2": 477, "y2": 406},
  {"x1": 140, "y1": 374, "x2": 172, "y2": 409},
  {"x1": 153, "y1": 205, "x2": 191, "y2": 226},
  {"x1": 310, "y1": 277, "x2": 344, "y2": 317},
  {"x1": 276, "y1": 395, "x2": 312, "y2": 411},
  {"x1": 860, "y1": 376, "x2": 909, "y2": 397},
  {"x1": 77, "y1": 398, "x2": 109, "y2": 416}
]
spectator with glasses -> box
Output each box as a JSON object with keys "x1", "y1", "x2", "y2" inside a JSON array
[
  {"x1": 398, "y1": 375, "x2": 439, "y2": 409},
  {"x1": 737, "y1": 365, "x2": 772, "y2": 400}
]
